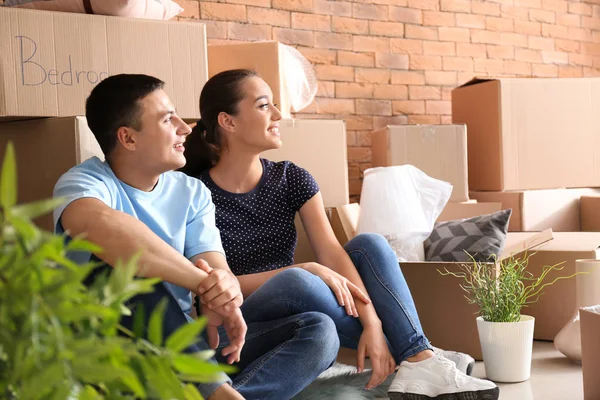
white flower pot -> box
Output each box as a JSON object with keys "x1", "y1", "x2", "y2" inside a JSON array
[{"x1": 476, "y1": 315, "x2": 535, "y2": 383}]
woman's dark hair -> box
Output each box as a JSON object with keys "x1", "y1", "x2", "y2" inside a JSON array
[{"x1": 180, "y1": 69, "x2": 259, "y2": 177}]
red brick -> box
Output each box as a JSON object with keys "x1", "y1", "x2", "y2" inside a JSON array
[
  {"x1": 296, "y1": 47, "x2": 337, "y2": 64},
  {"x1": 559, "y1": 65, "x2": 583, "y2": 78},
  {"x1": 542, "y1": 0, "x2": 568, "y2": 13},
  {"x1": 314, "y1": 65, "x2": 355, "y2": 81},
  {"x1": 529, "y1": 9, "x2": 555, "y2": 23},
  {"x1": 541, "y1": 24, "x2": 569, "y2": 39},
  {"x1": 504, "y1": 60, "x2": 532, "y2": 75},
  {"x1": 584, "y1": 67, "x2": 600, "y2": 77},
  {"x1": 515, "y1": 20, "x2": 541, "y2": 36},
  {"x1": 457, "y1": 43, "x2": 487, "y2": 58},
  {"x1": 555, "y1": 39, "x2": 580, "y2": 53},
  {"x1": 292, "y1": 13, "x2": 331, "y2": 32},
  {"x1": 338, "y1": 51, "x2": 375, "y2": 67},
  {"x1": 336, "y1": 82, "x2": 374, "y2": 98},
  {"x1": 317, "y1": 81, "x2": 335, "y2": 97},
  {"x1": 373, "y1": 84, "x2": 409, "y2": 100},
  {"x1": 199, "y1": 20, "x2": 228, "y2": 39},
  {"x1": 224, "y1": 0, "x2": 270, "y2": 6},
  {"x1": 201, "y1": 3, "x2": 246, "y2": 21},
  {"x1": 595, "y1": 5, "x2": 600, "y2": 18},
  {"x1": 515, "y1": 48, "x2": 543, "y2": 63},
  {"x1": 486, "y1": 17, "x2": 514, "y2": 32},
  {"x1": 295, "y1": 98, "x2": 317, "y2": 114},
  {"x1": 557, "y1": 13, "x2": 581, "y2": 28},
  {"x1": 272, "y1": 0, "x2": 314, "y2": 12},
  {"x1": 515, "y1": 0, "x2": 541, "y2": 7},
  {"x1": 349, "y1": 180, "x2": 362, "y2": 197},
  {"x1": 372, "y1": 115, "x2": 409, "y2": 128},
  {"x1": 487, "y1": 45, "x2": 515, "y2": 60},
  {"x1": 582, "y1": 16, "x2": 600, "y2": 30},
  {"x1": 409, "y1": 85, "x2": 442, "y2": 100},
  {"x1": 314, "y1": 0, "x2": 352, "y2": 16},
  {"x1": 228, "y1": 22, "x2": 272, "y2": 41},
  {"x1": 441, "y1": 116, "x2": 453, "y2": 124},
  {"x1": 456, "y1": 13, "x2": 485, "y2": 29},
  {"x1": 408, "y1": 115, "x2": 441, "y2": 124},
  {"x1": 532, "y1": 64, "x2": 558, "y2": 77},
  {"x1": 501, "y1": 4, "x2": 529, "y2": 19},
  {"x1": 425, "y1": 71, "x2": 457, "y2": 85},
  {"x1": 273, "y1": 28, "x2": 314, "y2": 46},
  {"x1": 352, "y1": 3, "x2": 388, "y2": 20},
  {"x1": 458, "y1": 72, "x2": 476, "y2": 84},
  {"x1": 207, "y1": 38, "x2": 245, "y2": 46},
  {"x1": 582, "y1": 42, "x2": 600, "y2": 56},
  {"x1": 344, "y1": 115, "x2": 374, "y2": 131},
  {"x1": 348, "y1": 147, "x2": 371, "y2": 163},
  {"x1": 570, "y1": 53, "x2": 594, "y2": 67},
  {"x1": 409, "y1": 55, "x2": 442, "y2": 70},
  {"x1": 443, "y1": 56, "x2": 474, "y2": 71},
  {"x1": 355, "y1": 68, "x2": 392, "y2": 83},
  {"x1": 353, "y1": 0, "x2": 407, "y2": 5},
  {"x1": 354, "y1": 36, "x2": 390, "y2": 52},
  {"x1": 391, "y1": 38, "x2": 424, "y2": 55},
  {"x1": 568, "y1": 27, "x2": 593, "y2": 42},
  {"x1": 375, "y1": 53, "x2": 410, "y2": 69},
  {"x1": 438, "y1": 27, "x2": 471, "y2": 42},
  {"x1": 357, "y1": 131, "x2": 373, "y2": 147},
  {"x1": 348, "y1": 164, "x2": 360, "y2": 180},
  {"x1": 441, "y1": 87, "x2": 453, "y2": 100},
  {"x1": 405, "y1": 25, "x2": 438, "y2": 40},
  {"x1": 389, "y1": 6, "x2": 423, "y2": 24},
  {"x1": 175, "y1": 0, "x2": 200, "y2": 19},
  {"x1": 569, "y1": 3, "x2": 592, "y2": 16},
  {"x1": 471, "y1": 30, "x2": 502, "y2": 45},
  {"x1": 346, "y1": 131, "x2": 357, "y2": 146},
  {"x1": 391, "y1": 71, "x2": 426, "y2": 85},
  {"x1": 472, "y1": 1, "x2": 500, "y2": 16},
  {"x1": 441, "y1": 0, "x2": 470, "y2": 12},
  {"x1": 423, "y1": 11, "x2": 456, "y2": 26},
  {"x1": 407, "y1": 0, "x2": 439, "y2": 11},
  {"x1": 474, "y1": 58, "x2": 504, "y2": 74},
  {"x1": 500, "y1": 33, "x2": 528, "y2": 47},
  {"x1": 369, "y1": 21, "x2": 405, "y2": 37},
  {"x1": 248, "y1": 7, "x2": 291, "y2": 27},
  {"x1": 426, "y1": 100, "x2": 451, "y2": 115},
  {"x1": 356, "y1": 99, "x2": 392, "y2": 116},
  {"x1": 528, "y1": 36, "x2": 554, "y2": 50},
  {"x1": 332, "y1": 16, "x2": 369, "y2": 34},
  {"x1": 316, "y1": 97, "x2": 355, "y2": 114},
  {"x1": 314, "y1": 32, "x2": 353, "y2": 50},
  {"x1": 392, "y1": 100, "x2": 426, "y2": 114},
  {"x1": 542, "y1": 51, "x2": 568, "y2": 64},
  {"x1": 423, "y1": 41, "x2": 456, "y2": 56}
]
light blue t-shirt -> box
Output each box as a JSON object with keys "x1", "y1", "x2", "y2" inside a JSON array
[{"x1": 53, "y1": 157, "x2": 225, "y2": 314}]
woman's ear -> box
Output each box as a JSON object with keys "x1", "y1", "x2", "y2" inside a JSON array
[
  {"x1": 116, "y1": 126, "x2": 137, "y2": 151},
  {"x1": 217, "y1": 112, "x2": 236, "y2": 133}
]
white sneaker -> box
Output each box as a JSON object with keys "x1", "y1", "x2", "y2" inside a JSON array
[
  {"x1": 388, "y1": 354, "x2": 499, "y2": 400},
  {"x1": 431, "y1": 346, "x2": 476, "y2": 376}
]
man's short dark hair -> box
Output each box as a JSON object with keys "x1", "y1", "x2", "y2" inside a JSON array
[{"x1": 85, "y1": 74, "x2": 165, "y2": 157}]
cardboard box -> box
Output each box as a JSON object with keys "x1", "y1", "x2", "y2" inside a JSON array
[
  {"x1": 334, "y1": 203, "x2": 553, "y2": 360},
  {"x1": 0, "y1": 7, "x2": 207, "y2": 120},
  {"x1": 0, "y1": 117, "x2": 102, "y2": 230},
  {"x1": 470, "y1": 188, "x2": 600, "y2": 232},
  {"x1": 371, "y1": 125, "x2": 469, "y2": 203},
  {"x1": 581, "y1": 307, "x2": 600, "y2": 400},
  {"x1": 262, "y1": 119, "x2": 349, "y2": 208},
  {"x1": 506, "y1": 232, "x2": 600, "y2": 340},
  {"x1": 208, "y1": 41, "x2": 294, "y2": 118},
  {"x1": 437, "y1": 201, "x2": 502, "y2": 222},
  {"x1": 581, "y1": 196, "x2": 600, "y2": 232},
  {"x1": 452, "y1": 77, "x2": 600, "y2": 191}
]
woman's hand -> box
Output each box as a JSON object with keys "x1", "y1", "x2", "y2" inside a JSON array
[
  {"x1": 357, "y1": 325, "x2": 397, "y2": 390},
  {"x1": 302, "y1": 262, "x2": 371, "y2": 317}
]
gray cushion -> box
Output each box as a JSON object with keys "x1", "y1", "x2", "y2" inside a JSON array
[{"x1": 424, "y1": 209, "x2": 512, "y2": 262}]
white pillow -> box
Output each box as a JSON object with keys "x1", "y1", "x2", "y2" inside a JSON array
[{"x1": 4, "y1": 0, "x2": 184, "y2": 20}]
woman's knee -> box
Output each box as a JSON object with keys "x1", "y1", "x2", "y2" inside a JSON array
[
  {"x1": 349, "y1": 233, "x2": 390, "y2": 251},
  {"x1": 302, "y1": 312, "x2": 340, "y2": 367},
  {"x1": 272, "y1": 267, "x2": 326, "y2": 292}
]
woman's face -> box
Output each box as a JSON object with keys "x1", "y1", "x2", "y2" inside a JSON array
[{"x1": 224, "y1": 76, "x2": 283, "y2": 153}]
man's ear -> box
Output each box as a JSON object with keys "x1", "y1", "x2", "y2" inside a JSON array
[
  {"x1": 217, "y1": 112, "x2": 236, "y2": 134},
  {"x1": 116, "y1": 126, "x2": 137, "y2": 151}
]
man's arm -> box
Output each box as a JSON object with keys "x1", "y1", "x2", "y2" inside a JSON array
[{"x1": 61, "y1": 197, "x2": 209, "y2": 292}]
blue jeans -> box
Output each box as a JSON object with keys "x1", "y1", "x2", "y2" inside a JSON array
[
  {"x1": 217, "y1": 233, "x2": 431, "y2": 368},
  {"x1": 121, "y1": 279, "x2": 339, "y2": 400}
]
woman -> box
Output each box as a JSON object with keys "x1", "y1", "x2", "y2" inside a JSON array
[{"x1": 182, "y1": 69, "x2": 499, "y2": 400}]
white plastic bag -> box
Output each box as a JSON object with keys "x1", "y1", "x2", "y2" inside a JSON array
[
  {"x1": 358, "y1": 165, "x2": 452, "y2": 262},
  {"x1": 280, "y1": 44, "x2": 318, "y2": 113}
]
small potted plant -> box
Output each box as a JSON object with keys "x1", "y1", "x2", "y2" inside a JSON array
[{"x1": 439, "y1": 252, "x2": 581, "y2": 383}]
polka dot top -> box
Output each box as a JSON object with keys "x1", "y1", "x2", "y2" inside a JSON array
[{"x1": 199, "y1": 159, "x2": 320, "y2": 276}]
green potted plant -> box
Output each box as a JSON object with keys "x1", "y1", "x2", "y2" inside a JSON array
[
  {"x1": 439, "y1": 251, "x2": 581, "y2": 383},
  {"x1": 0, "y1": 143, "x2": 234, "y2": 399}
]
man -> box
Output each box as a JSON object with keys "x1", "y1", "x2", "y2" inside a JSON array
[{"x1": 53, "y1": 74, "x2": 339, "y2": 400}]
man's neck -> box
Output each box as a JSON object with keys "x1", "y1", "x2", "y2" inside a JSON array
[{"x1": 108, "y1": 155, "x2": 160, "y2": 192}]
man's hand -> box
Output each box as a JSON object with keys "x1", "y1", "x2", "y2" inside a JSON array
[
  {"x1": 195, "y1": 259, "x2": 243, "y2": 316},
  {"x1": 202, "y1": 305, "x2": 247, "y2": 365}
]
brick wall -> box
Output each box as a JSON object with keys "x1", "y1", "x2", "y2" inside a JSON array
[{"x1": 171, "y1": 0, "x2": 599, "y2": 201}]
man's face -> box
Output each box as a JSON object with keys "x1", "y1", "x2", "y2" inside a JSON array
[{"x1": 130, "y1": 89, "x2": 191, "y2": 174}]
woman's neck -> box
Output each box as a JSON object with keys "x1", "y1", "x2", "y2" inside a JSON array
[{"x1": 210, "y1": 149, "x2": 263, "y2": 194}]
